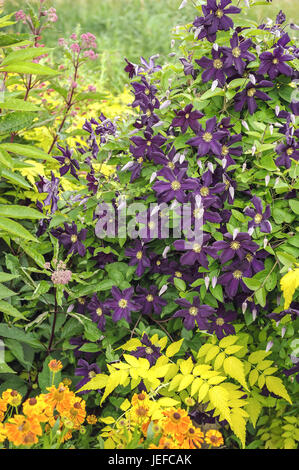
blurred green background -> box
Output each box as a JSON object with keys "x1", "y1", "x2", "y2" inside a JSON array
[{"x1": 4, "y1": 0, "x2": 298, "y2": 92}]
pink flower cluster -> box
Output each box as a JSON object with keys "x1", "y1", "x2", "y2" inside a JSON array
[
  {"x1": 51, "y1": 269, "x2": 72, "y2": 285},
  {"x1": 15, "y1": 10, "x2": 27, "y2": 23},
  {"x1": 81, "y1": 33, "x2": 97, "y2": 49},
  {"x1": 83, "y1": 50, "x2": 99, "y2": 60},
  {"x1": 46, "y1": 7, "x2": 58, "y2": 23}
]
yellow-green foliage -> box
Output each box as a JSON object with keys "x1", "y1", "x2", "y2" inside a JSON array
[
  {"x1": 78, "y1": 333, "x2": 292, "y2": 448},
  {"x1": 257, "y1": 415, "x2": 299, "y2": 449}
]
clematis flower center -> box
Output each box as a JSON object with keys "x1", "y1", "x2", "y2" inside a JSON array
[
  {"x1": 89, "y1": 371, "x2": 97, "y2": 378},
  {"x1": 254, "y1": 213, "x2": 263, "y2": 224},
  {"x1": 189, "y1": 307, "x2": 198, "y2": 316},
  {"x1": 193, "y1": 243, "x2": 202, "y2": 253},
  {"x1": 65, "y1": 158, "x2": 71, "y2": 165},
  {"x1": 146, "y1": 109, "x2": 152, "y2": 117},
  {"x1": 175, "y1": 271, "x2": 182, "y2": 278},
  {"x1": 216, "y1": 8, "x2": 224, "y2": 17},
  {"x1": 216, "y1": 317, "x2": 225, "y2": 326},
  {"x1": 247, "y1": 88, "x2": 256, "y2": 97},
  {"x1": 287, "y1": 148, "x2": 294, "y2": 155},
  {"x1": 118, "y1": 299, "x2": 128, "y2": 308},
  {"x1": 148, "y1": 221, "x2": 155, "y2": 229},
  {"x1": 213, "y1": 59, "x2": 223, "y2": 69},
  {"x1": 203, "y1": 132, "x2": 213, "y2": 142},
  {"x1": 71, "y1": 235, "x2": 78, "y2": 243},
  {"x1": 200, "y1": 186, "x2": 210, "y2": 196},
  {"x1": 193, "y1": 208, "x2": 202, "y2": 219},
  {"x1": 246, "y1": 253, "x2": 253, "y2": 262},
  {"x1": 230, "y1": 241, "x2": 240, "y2": 250},
  {"x1": 222, "y1": 145, "x2": 229, "y2": 156},
  {"x1": 232, "y1": 47, "x2": 241, "y2": 58},
  {"x1": 233, "y1": 270, "x2": 242, "y2": 279},
  {"x1": 145, "y1": 89, "x2": 150, "y2": 95},
  {"x1": 146, "y1": 294, "x2": 154, "y2": 302},
  {"x1": 168, "y1": 161, "x2": 175, "y2": 169},
  {"x1": 96, "y1": 307, "x2": 102, "y2": 316},
  {"x1": 138, "y1": 157, "x2": 144, "y2": 163},
  {"x1": 185, "y1": 113, "x2": 190, "y2": 119},
  {"x1": 145, "y1": 347, "x2": 153, "y2": 354},
  {"x1": 78, "y1": 297, "x2": 85, "y2": 304},
  {"x1": 171, "y1": 180, "x2": 181, "y2": 190},
  {"x1": 146, "y1": 141, "x2": 151, "y2": 146},
  {"x1": 136, "y1": 251, "x2": 143, "y2": 260},
  {"x1": 272, "y1": 58, "x2": 279, "y2": 64}
]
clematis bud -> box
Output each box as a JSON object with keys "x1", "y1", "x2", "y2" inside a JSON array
[
  {"x1": 233, "y1": 228, "x2": 240, "y2": 240},
  {"x1": 242, "y1": 162, "x2": 247, "y2": 172},
  {"x1": 263, "y1": 237, "x2": 268, "y2": 248},
  {"x1": 252, "y1": 308, "x2": 257, "y2": 321},
  {"x1": 213, "y1": 43, "x2": 219, "y2": 51},
  {"x1": 160, "y1": 100, "x2": 171, "y2": 110},
  {"x1": 159, "y1": 285, "x2": 168, "y2": 296},
  {"x1": 265, "y1": 174, "x2": 270, "y2": 186},
  {"x1": 242, "y1": 302, "x2": 247, "y2": 314},
  {"x1": 249, "y1": 74, "x2": 256, "y2": 85},
  {"x1": 266, "y1": 340, "x2": 274, "y2": 352},
  {"x1": 281, "y1": 327, "x2": 286, "y2": 338},
  {"x1": 163, "y1": 246, "x2": 170, "y2": 258},
  {"x1": 171, "y1": 39, "x2": 175, "y2": 48},
  {"x1": 248, "y1": 227, "x2": 254, "y2": 236},
  {"x1": 204, "y1": 276, "x2": 210, "y2": 289},
  {"x1": 211, "y1": 80, "x2": 218, "y2": 91},
  {"x1": 242, "y1": 120, "x2": 249, "y2": 131},
  {"x1": 212, "y1": 276, "x2": 217, "y2": 288},
  {"x1": 121, "y1": 161, "x2": 134, "y2": 172},
  {"x1": 150, "y1": 172, "x2": 157, "y2": 184},
  {"x1": 179, "y1": 0, "x2": 188, "y2": 9},
  {"x1": 269, "y1": 124, "x2": 273, "y2": 135}
]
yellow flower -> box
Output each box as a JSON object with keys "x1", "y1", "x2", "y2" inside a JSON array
[
  {"x1": 87, "y1": 414, "x2": 98, "y2": 425},
  {"x1": 205, "y1": 429, "x2": 224, "y2": 447},
  {"x1": 22, "y1": 395, "x2": 53, "y2": 423},
  {"x1": 0, "y1": 423, "x2": 6, "y2": 443},
  {"x1": 163, "y1": 408, "x2": 191, "y2": 435},
  {"x1": 5, "y1": 414, "x2": 42, "y2": 447},
  {"x1": 48, "y1": 359, "x2": 63, "y2": 373},
  {"x1": 2, "y1": 389, "x2": 22, "y2": 407}
]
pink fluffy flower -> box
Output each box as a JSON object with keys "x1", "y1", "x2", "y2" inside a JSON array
[
  {"x1": 15, "y1": 10, "x2": 27, "y2": 23},
  {"x1": 51, "y1": 269, "x2": 72, "y2": 285},
  {"x1": 46, "y1": 7, "x2": 58, "y2": 23}
]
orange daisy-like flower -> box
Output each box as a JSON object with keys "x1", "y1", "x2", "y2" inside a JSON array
[
  {"x1": 2, "y1": 389, "x2": 22, "y2": 407},
  {"x1": 0, "y1": 399, "x2": 7, "y2": 422},
  {"x1": 149, "y1": 436, "x2": 177, "y2": 449},
  {"x1": 61, "y1": 399, "x2": 86, "y2": 428},
  {"x1": 45, "y1": 383, "x2": 75, "y2": 414},
  {"x1": 48, "y1": 359, "x2": 63, "y2": 373},
  {"x1": 131, "y1": 392, "x2": 150, "y2": 408},
  {"x1": 131, "y1": 403, "x2": 150, "y2": 422},
  {"x1": 178, "y1": 426, "x2": 205, "y2": 449},
  {"x1": 0, "y1": 423, "x2": 6, "y2": 443},
  {"x1": 163, "y1": 408, "x2": 191, "y2": 435},
  {"x1": 205, "y1": 429, "x2": 224, "y2": 447},
  {"x1": 5, "y1": 414, "x2": 42, "y2": 447},
  {"x1": 22, "y1": 395, "x2": 53, "y2": 423},
  {"x1": 87, "y1": 414, "x2": 97, "y2": 425}
]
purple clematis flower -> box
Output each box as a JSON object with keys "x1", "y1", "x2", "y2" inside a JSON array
[
  {"x1": 52, "y1": 221, "x2": 87, "y2": 256},
  {"x1": 258, "y1": 46, "x2": 294, "y2": 80},
  {"x1": 75, "y1": 359, "x2": 101, "y2": 393},
  {"x1": 218, "y1": 260, "x2": 251, "y2": 298},
  {"x1": 130, "y1": 130, "x2": 167, "y2": 164},
  {"x1": 223, "y1": 32, "x2": 255, "y2": 74},
  {"x1": 131, "y1": 77, "x2": 160, "y2": 111},
  {"x1": 218, "y1": 133, "x2": 243, "y2": 168},
  {"x1": 53, "y1": 144, "x2": 80, "y2": 180},
  {"x1": 76, "y1": 297, "x2": 87, "y2": 314},
  {"x1": 135, "y1": 285, "x2": 167, "y2": 315},
  {"x1": 173, "y1": 233, "x2": 215, "y2": 269},
  {"x1": 208, "y1": 305, "x2": 237, "y2": 339},
  {"x1": 125, "y1": 240, "x2": 151, "y2": 277},
  {"x1": 173, "y1": 297, "x2": 215, "y2": 330},
  {"x1": 187, "y1": 116, "x2": 226, "y2": 157},
  {"x1": 105, "y1": 286, "x2": 141, "y2": 323},
  {"x1": 196, "y1": 48, "x2": 229, "y2": 87},
  {"x1": 171, "y1": 104, "x2": 203, "y2": 134},
  {"x1": 137, "y1": 55, "x2": 162, "y2": 75},
  {"x1": 243, "y1": 249, "x2": 268, "y2": 277},
  {"x1": 193, "y1": 0, "x2": 241, "y2": 43},
  {"x1": 213, "y1": 231, "x2": 259, "y2": 264},
  {"x1": 36, "y1": 172, "x2": 60, "y2": 214},
  {"x1": 152, "y1": 167, "x2": 198, "y2": 203},
  {"x1": 234, "y1": 79, "x2": 273, "y2": 115},
  {"x1": 86, "y1": 171, "x2": 99, "y2": 194},
  {"x1": 275, "y1": 137, "x2": 299, "y2": 169},
  {"x1": 88, "y1": 293, "x2": 109, "y2": 331},
  {"x1": 244, "y1": 196, "x2": 272, "y2": 233},
  {"x1": 180, "y1": 57, "x2": 197, "y2": 79},
  {"x1": 124, "y1": 58, "x2": 137, "y2": 78},
  {"x1": 130, "y1": 334, "x2": 162, "y2": 366}
]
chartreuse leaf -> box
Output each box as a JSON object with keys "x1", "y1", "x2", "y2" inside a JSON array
[
  {"x1": 219, "y1": 335, "x2": 238, "y2": 348},
  {"x1": 208, "y1": 385, "x2": 231, "y2": 424},
  {"x1": 280, "y1": 268, "x2": 299, "y2": 309},
  {"x1": 179, "y1": 357, "x2": 193, "y2": 375},
  {"x1": 230, "y1": 409, "x2": 247, "y2": 448},
  {"x1": 0, "y1": 217, "x2": 39, "y2": 242},
  {"x1": 165, "y1": 338, "x2": 184, "y2": 357},
  {"x1": 223, "y1": 356, "x2": 248, "y2": 390},
  {"x1": 245, "y1": 397, "x2": 262, "y2": 428},
  {"x1": 265, "y1": 376, "x2": 292, "y2": 404},
  {"x1": 78, "y1": 373, "x2": 108, "y2": 393}
]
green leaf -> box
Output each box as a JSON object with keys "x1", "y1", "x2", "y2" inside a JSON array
[
  {"x1": 0, "y1": 283, "x2": 17, "y2": 300},
  {"x1": 199, "y1": 88, "x2": 225, "y2": 101},
  {"x1": 0, "y1": 169, "x2": 31, "y2": 189},
  {"x1": 0, "y1": 111, "x2": 35, "y2": 134},
  {"x1": 173, "y1": 277, "x2": 186, "y2": 291},
  {"x1": 0, "y1": 217, "x2": 39, "y2": 242},
  {"x1": 1, "y1": 47, "x2": 53, "y2": 65},
  {"x1": 0, "y1": 324, "x2": 42, "y2": 349},
  {"x1": 289, "y1": 199, "x2": 299, "y2": 215},
  {"x1": 265, "y1": 376, "x2": 292, "y2": 404},
  {"x1": 223, "y1": 356, "x2": 248, "y2": 390},
  {"x1": 0, "y1": 62, "x2": 58, "y2": 76},
  {"x1": 0, "y1": 273, "x2": 19, "y2": 283},
  {"x1": 0, "y1": 205, "x2": 45, "y2": 219},
  {"x1": 0, "y1": 33, "x2": 28, "y2": 47},
  {"x1": 0, "y1": 98, "x2": 40, "y2": 112},
  {"x1": 0, "y1": 300, "x2": 26, "y2": 320},
  {"x1": 255, "y1": 287, "x2": 266, "y2": 308},
  {"x1": 0, "y1": 143, "x2": 53, "y2": 161}
]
